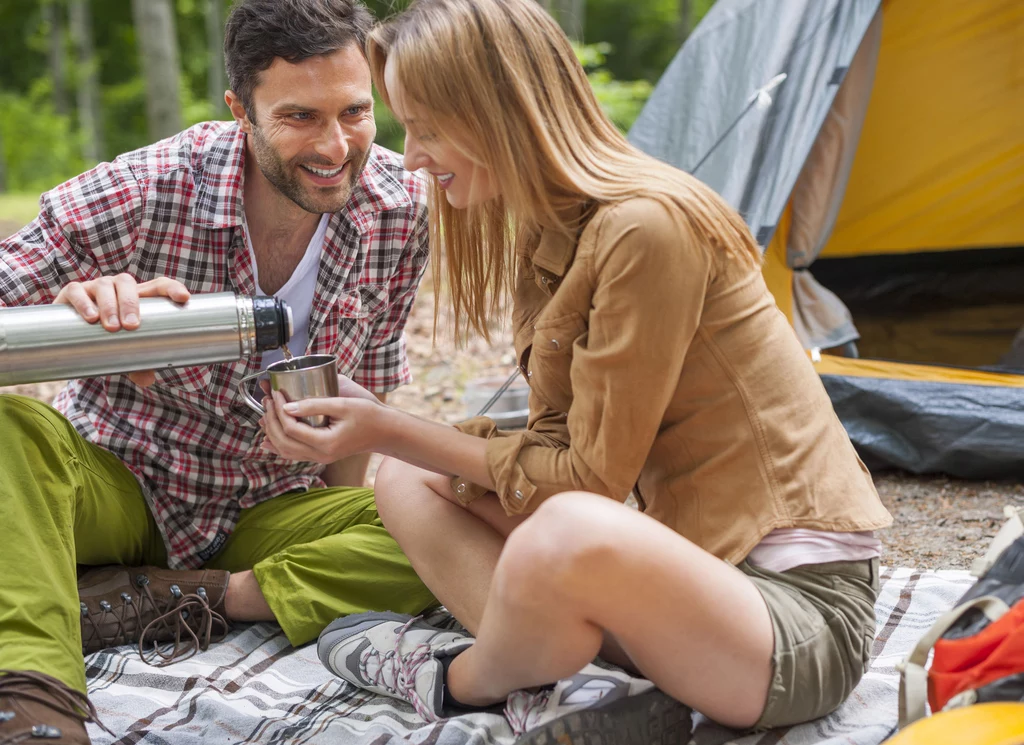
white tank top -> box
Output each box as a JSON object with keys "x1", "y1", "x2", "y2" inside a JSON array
[
  {"x1": 746, "y1": 529, "x2": 881, "y2": 573},
  {"x1": 245, "y1": 214, "x2": 329, "y2": 371}
]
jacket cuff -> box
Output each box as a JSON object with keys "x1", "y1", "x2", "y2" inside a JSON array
[
  {"x1": 450, "y1": 416, "x2": 499, "y2": 506},
  {"x1": 486, "y1": 434, "x2": 541, "y2": 515}
]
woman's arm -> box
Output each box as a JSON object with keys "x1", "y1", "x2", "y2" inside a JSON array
[
  {"x1": 261, "y1": 391, "x2": 495, "y2": 490},
  {"x1": 262, "y1": 198, "x2": 711, "y2": 513}
]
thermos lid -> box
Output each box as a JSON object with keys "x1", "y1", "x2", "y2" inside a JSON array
[{"x1": 252, "y1": 296, "x2": 292, "y2": 352}]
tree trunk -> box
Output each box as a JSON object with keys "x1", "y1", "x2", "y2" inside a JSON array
[
  {"x1": 679, "y1": 0, "x2": 693, "y2": 43},
  {"x1": 68, "y1": 0, "x2": 103, "y2": 163},
  {"x1": 206, "y1": 0, "x2": 227, "y2": 118},
  {"x1": 44, "y1": 0, "x2": 69, "y2": 116},
  {"x1": 131, "y1": 0, "x2": 183, "y2": 141},
  {"x1": 552, "y1": 0, "x2": 584, "y2": 41}
]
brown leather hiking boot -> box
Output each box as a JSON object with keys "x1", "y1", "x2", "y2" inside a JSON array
[
  {"x1": 0, "y1": 670, "x2": 113, "y2": 744},
  {"x1": 78, "y1": 565, "x2": 230, "y2": 666}
]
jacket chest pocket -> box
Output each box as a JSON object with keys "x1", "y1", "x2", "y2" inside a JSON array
[{"x1": 528, "y1": 311, "x2": 587, "y2": 414}]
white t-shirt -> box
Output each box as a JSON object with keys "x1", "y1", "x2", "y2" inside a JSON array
[{"x1": 245, "y1": 213, "x2": 329, "y2": 371}]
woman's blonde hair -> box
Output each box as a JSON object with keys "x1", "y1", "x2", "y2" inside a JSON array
[{"x1": 367, "y1": 0, "x2": 760, "y2": 339}]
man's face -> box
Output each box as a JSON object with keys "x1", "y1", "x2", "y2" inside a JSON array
[{"x1": 238, "y1": 44, "x2": 376, "y2": 214}]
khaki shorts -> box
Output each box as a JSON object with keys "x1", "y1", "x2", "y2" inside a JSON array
[{"x1": 739, "y1": 558, "x2": 879, "y2": 730}]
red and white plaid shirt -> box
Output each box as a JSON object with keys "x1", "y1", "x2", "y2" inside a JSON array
[{"x1": 0, "y1": 122, "x2": 429, "y2": 568}]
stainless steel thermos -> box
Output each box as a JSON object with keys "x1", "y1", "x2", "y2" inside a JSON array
[{"x1": 0, "y1": 292, "x2": 293, "y2": 386}]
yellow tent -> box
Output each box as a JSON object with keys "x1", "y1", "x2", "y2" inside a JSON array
[
  {"x1": 764, "y1": 0, "x2": 1024, "y2": 369},
  {"x1": 631, "y1": 0, "x2": 1024, "y2": 477}
]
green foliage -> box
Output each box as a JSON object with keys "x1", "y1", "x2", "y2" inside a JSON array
[
  {"x1": 0, "y1": 194, "x2": 43, "y2": 227},
  {"x1": 0, "y1": 0, "x2": 717, "y2": 191},
  {"x1": 0, "y1": 86, "x2": 86, "y2": 193},
  {"x1": 587, "y1": 0, "x2": 716, "y2": 82},
  {"x1": 575, "y1": 42, "x2": 653, "y2": 132},
  {"x1": 373, "y1": 90, "x2": 405, "y2": 154}
]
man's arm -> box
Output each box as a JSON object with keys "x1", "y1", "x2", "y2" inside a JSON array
[
  {"x1": 321, "y1": 392, "x2": 387, "y2": 487},
  {"x1": 0, "y1": 162, "x2": 146, "y2": 308}
]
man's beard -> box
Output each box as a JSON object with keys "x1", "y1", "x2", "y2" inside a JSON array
[{"x1": 248, "y1": 123, "x2": 370, "y2": 214}]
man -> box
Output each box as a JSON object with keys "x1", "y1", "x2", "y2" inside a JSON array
[{"x1": 0, "y1": 1, "x2": 435, "y2": 741}]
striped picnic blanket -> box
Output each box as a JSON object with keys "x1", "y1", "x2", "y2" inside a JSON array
[{"x1": 84, "y1": 567, "x2": 973, "y2": 744}]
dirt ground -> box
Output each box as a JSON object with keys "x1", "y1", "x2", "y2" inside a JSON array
[{"x1": 1, "y1": 213, "x2": 1019, "y2": 572}]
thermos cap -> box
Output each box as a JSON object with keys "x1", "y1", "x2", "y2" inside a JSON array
[{"x1": 252, "y1": 296, "x2": 292, "y2": 352}]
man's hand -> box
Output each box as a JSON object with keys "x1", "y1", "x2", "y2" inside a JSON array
[{"x1": 53, "y1": 274, "x2": 191, "y2": 387}]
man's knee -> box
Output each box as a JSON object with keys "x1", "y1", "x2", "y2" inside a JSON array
[
  {"x1": 0, "y1": 394, "x2": 63, "y2": 432},
  {"x1": 0, "y1": 394, "x2": 76, "y2": 461}
]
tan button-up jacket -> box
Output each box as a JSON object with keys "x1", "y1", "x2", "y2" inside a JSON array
[{"x1": 454, "y1": 197, "x2": 892, "y2": 565}]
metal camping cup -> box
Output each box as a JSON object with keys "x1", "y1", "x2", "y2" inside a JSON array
[{"x1": 239, "y1": 354, "x2": 339, "y2": 427}]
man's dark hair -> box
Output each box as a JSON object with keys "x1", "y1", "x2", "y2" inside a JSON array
[{"x1": 224, "y1": 0, "x2": 375, "y2": 113}]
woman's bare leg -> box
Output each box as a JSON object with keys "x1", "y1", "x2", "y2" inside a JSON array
[
  {"x1": 372, "y1": 457, "x2": 526, "y2": 632},
  {"x1": 444, "y1": 491, "x2": 775, "y2": 729}
]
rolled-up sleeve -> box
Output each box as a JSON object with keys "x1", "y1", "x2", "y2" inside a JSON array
[
  {"x1": 459, "y1": 198, "x2": 713, "y2": 515},
  {"x1": 0, "y1": 162, "x2": 142, "y2": 307}
]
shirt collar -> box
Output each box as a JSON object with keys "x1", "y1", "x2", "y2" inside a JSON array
[{"x1": 192, "y1": 126, "x2": 411, "y2": 233}]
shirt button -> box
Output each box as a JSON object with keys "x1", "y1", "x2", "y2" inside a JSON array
[
  {"x1": 514, "y1": 490, "x2": 524, "y2": 500},
  {"x1": 456, "y1": 483, "x2": 467, "y2": 494}
]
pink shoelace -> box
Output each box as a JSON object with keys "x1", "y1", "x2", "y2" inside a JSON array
[
  {"x1": 504, "y1": 688, "x2": 552, "y2": 737},
  {"x1": 356, "y1": 616, "x2": 440, "y2": 722}
]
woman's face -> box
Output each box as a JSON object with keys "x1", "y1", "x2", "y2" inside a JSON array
[{"x1": 384, "y1": 58, "x2": 499, "y2": 209}]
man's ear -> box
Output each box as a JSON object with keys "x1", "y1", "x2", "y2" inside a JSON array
[{"x1": 225, "y1": 90, "x2": 253, "y2": 133}]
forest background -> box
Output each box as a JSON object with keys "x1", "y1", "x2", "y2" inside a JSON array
[{"x1": 0, "y1": 0, "x2": 714, "y2": 217}]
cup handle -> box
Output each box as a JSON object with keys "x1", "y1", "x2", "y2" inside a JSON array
[{"x1": 238, "y1": 370, "x2": 266, "y2": 416}]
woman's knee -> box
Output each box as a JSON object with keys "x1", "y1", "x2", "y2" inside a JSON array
[
  {"x1": 372, "y1": 457, "x2": 450, "y2": 531},
  {"x1": 496, "y1": 491, "x2": 620, "y2": 600}
]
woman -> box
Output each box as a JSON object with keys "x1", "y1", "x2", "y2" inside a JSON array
[{"x1": 260, "y1": 0, "x2": 892, "y2": 736}]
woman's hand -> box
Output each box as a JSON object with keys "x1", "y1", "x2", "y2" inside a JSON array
[
  {"x1": 260, "y1": 387, "x2": 385, "y2": 464},
  {"x1": 263, "y1": 379, "x2": 496, "y2": 489}
]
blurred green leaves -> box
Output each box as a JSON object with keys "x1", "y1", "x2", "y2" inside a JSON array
[
  {"x1": 575, "y1": 42, "x2": 653, "y2": 132},
  {"x1": 0, "y1": 0, "x2": 714, "y2": 193},
  {"x1": 0, "y1": 86, "x2": 86, "y2": 193}
]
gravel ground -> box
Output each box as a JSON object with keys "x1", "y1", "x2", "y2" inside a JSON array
[{"x1": 1, "y1": 211, "x2": 1019, "y2": 571}]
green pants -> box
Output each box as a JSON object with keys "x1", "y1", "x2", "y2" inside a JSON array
[{"x1": 0, "y1": 394, "x2": 436, "y2": 694}]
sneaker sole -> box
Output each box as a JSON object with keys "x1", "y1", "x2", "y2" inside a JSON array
[{"x1": 512, "y1": 688, "x2": 691, "y2": 745}]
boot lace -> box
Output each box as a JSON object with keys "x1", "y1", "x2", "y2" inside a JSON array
[
  {"x1": 0, "y1": 669, "x2": 114, "y2": 743},
  {"x1": 80, "y1": 575, "x2": 227, "y2": 667},
  {"x1": 137, "y1": 586, "x2": 228, "y2": 666}
]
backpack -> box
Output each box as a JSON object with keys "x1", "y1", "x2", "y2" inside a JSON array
[{"x1": 899, "y1": 506, "x2": 1024, "y2": 726}]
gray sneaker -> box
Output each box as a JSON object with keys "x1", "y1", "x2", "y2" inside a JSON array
[
  {"x1": 506, "y1": 666, "x2": 692, "y2": 744},
  {"x1": 317, "y1": 611, "x2": 473, "y2": 722}
]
